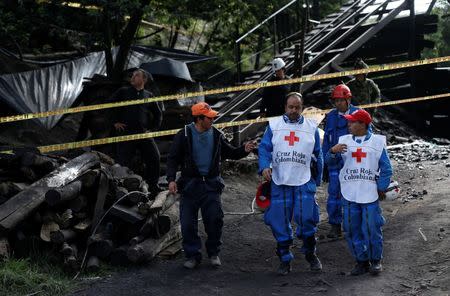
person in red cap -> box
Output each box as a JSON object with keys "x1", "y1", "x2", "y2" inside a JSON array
[
  {"x1": 325, "y1": 109, "x2": 392, "y2": 276},
  {"x1": 166, "y1": 102, "x2": 256, "y2": 269},
  {"x1": 322, "y1": 84, "x2": 362, "y2": 240}
]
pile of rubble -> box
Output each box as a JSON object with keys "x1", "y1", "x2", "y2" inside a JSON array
[
  {"x1": 0, "y1": 150, "x2": 180, "y2": 271},
  {"x1": 388, "y1": 140, "x2": 450, "y2": 204},
  {"x1": 388, "y1": 141, "x2": 450, "y2": 163}
]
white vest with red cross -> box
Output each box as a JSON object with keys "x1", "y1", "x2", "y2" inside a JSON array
[
  {"x1": 269, "y1": 116, "x2": 317, "y2": 186},
  {"x1": 338, "y1": 134, "x2": 386, "y2": 203}
]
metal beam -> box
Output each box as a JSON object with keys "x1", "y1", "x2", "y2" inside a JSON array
[
  {"x1": 302, "y1": 0, "x2": 409, "y2": 92},
  {"x1": 301, "y1": 0, "x2": 392, "y2": 73}
]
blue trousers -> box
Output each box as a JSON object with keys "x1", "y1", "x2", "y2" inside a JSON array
[
  {"x1": 179, "y1": 177, "x2": 224, "y2": 261},
  {"x1": 326, "y1": 169, "x2": 342, "y2": 225},
  {"x1": 264, "y1": 180, "x2": 320, "y2": 262},
  {"x1": 342, "y1": 199, "x2": 385, "y2": 262}
]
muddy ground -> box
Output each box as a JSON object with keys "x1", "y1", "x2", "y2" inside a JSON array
[{"x1": 70, "y1": 156, "x2": 449, "y2": 296}]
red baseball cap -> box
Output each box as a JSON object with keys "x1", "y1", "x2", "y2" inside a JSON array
[
  {"x1": 344, "y1": 109, "x2": 372, "y2": 124},
  {"x1": 191, "y1": 102, "x2": 218, "y2": 117},
  {"x1": 255, "y1": 181, "x2": 271, "y2": 210}
]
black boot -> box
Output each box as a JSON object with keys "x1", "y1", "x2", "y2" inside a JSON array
[
  {"x1": 277, "y1": 261, "x2": 292, "y2": 276},
  {"x1": 326, "y1": 224, "x2": 342, "y2": 239},
  {"x1": 351, "y1": 260, "x2": 370, "y2": 276},
  {"x1": 369, "y1": 260, "x2": 382, "y2": 275},
  {"x1": 305, "y1": 253, "x2": 322, "y2": 272}
]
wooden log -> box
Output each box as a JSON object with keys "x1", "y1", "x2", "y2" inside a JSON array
[
  {"x1": 116, "y1": 187, "x2": 128, "y2": 200},
  {"x1": 122, "y1": 174, "x2": 142, "y2": 192},
  {"x1": 86, "y1": 256, "x2": 100, "y2": 272},
  {"x1": 127, "y1": 224, "x2": 182, "y2": 263},
  {"x1": 0, "y1": 152, "x2": 100, "y2": 233},
  {"x1": 110, "y1": 205, "x2": 146, "y2": 224},
  {"x1": 137, "y1": 200, "x2": 154, "y2": 216},
  {"x1": 110, "y1": 245, "x2": 130, "y2": 266},
  {"x1": 129, "y1": 235, "x2": 146, "y2": 246},
  {"x1": 55, "y1": 209, "x2": 74, "y2": 229},
  {"x1": 91, "y1": 171, "x2": 109, "y2": 227},
  {"x1": 41, "y1": 211, "x2": 57, "y2": 223},
  {"x1": 69, "y1": 195, "x2": 88, "y2": 212},
  {"x1": 62, "y1": 243, "x2": 78, "y2": 269},
  {"x1": 77, "y1": 169, "x2": 99, "y2": 189},
  {"x1": 139, "y1": 214, "x2": 158, "y2": 237},
  {"x1": 87, "y1": 230, "x2": 114, "y2": 259},
  {"x1": 127, "y1": 191, "x2": 148, "y2": 205},
  {"x1": 40, "y1": 221, "x2": 60, "y2": 242},
  {"x1": 155, "y1": 201, "x2": 180, "y2": 238},
  {"x1": 60, "y1": 242, "x2": 73, "y2": 256},
  {"x1": 109, "y1": 164, "x2": 131, "y2": 180},
  {"x1": 73, "y1": 218, "x2": 91, "y2": 232},
  {"x1": 50, "y1": 229, "x2": 77, "y2": 244},
  {"x1": 140, "y1": 181, "x2": 149, "y2": 194},
  {"x1": 149, "y1": 191, "x2": 168, "y2": 212}
]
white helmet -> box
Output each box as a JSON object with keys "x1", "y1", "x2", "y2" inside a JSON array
[
  {"x1": 385, "y1": 181, "x2": 400, "y2": 201},
  {"x1": 271, "y1": 58, "x2": 286, "y2": 72}
]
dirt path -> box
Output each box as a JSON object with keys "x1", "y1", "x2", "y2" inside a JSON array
[{"x1": 71, "y1": 159, "x2": 450, "y2": 296}]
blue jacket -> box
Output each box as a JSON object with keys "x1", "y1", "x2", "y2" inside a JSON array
[
  {"x1": 324, "y1": 132, "x2": 392, "y2": 191},
  {"x1": 258, "y1": 115, "x2": 323, "y2": 186},
  {"x1": 322, "y1": 105, "x2": 360, "y2": 165}
]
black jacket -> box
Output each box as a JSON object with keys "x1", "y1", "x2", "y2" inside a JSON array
[
  {"x1": 166, "y1": 125, "x2": 248, "y2": 184},
  {"x1": 109, "y1": 86, "x2": 162, "y2": 133},
  {"x1": 260, "y1": 75, "x2": 291, "y2": 117}
]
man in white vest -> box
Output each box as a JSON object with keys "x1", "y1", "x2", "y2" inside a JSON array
[
  {"x1": 259, "y1": 92, "x2": 323, "y2": 275},
  {"x1": 325, "y1": 109, "x2": 392, "y2": 276}
]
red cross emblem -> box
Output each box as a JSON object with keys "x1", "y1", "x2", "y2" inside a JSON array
[
  {"x1": 284, "y1": 131, "x2": 299, "y2": 146},
  {"x1": 352, "y1": 148, "x2": 367, "y2": 163}
]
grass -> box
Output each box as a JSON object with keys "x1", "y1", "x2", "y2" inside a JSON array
[{"x1": 0, "y1": 256, "x2": 74, "y2": 296}]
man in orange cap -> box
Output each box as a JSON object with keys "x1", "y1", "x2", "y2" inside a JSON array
[
  {"x1": 325, "y1": 109, "x2": 392, "y2": 276},
  {"x1": 166, "y1": 102, "x2": 256, "y2": 269}
]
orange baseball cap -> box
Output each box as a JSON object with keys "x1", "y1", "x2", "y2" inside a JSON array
[{"x1": 191, "y1": 102, "x2": 218, "y2": 117}]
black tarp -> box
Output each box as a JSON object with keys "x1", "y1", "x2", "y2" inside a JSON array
[
  {"x1": 141, "y1": 58, "x2": 194, "y2": 82},
  {"x1": 0, "y1": 47, "x2": 214, "y2": 129}
]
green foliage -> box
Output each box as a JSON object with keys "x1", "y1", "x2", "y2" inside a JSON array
[
  {"x1": 0, "y1": 257, "x2": 73, "y2": 296},
  {"x1": 0, "y1": 0, "x2": 345, "y2": 79},
  {"x1": 422, "y1": 0, "x2": 450, "y2": 58}
]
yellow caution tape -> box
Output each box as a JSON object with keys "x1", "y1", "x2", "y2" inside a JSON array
[
  {"x1": 0, "y1": 56, "x2": 449, "y2": 124},
  {"x1": 17, "y1": 92, "x2": 448, "y2": 154}
]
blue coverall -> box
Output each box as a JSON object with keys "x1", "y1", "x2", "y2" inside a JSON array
[
  {"x1": 325, "y1": 132, "x2": 392, "y2": 262},
  {"x1": 322, "y1": 105, "x2": 360, "y2": 225},
  {"x1": 259, "y1": 115, "x2": 323, "y2": 262}
]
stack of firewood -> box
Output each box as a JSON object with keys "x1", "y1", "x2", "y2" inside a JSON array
[{"x1": 0, "y1": 150, "x2": 181, "y2": 271}]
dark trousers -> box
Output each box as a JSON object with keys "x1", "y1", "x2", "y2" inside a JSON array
[
  {"x1": 116, "y1": 138, "x2": 160, "y2": 187},
  {"x1": 179, "y1": 178, "x2": 224, "y2": 261}
]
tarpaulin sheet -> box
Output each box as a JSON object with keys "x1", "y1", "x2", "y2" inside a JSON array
[{"x1": 0, "y1": 47, "x2": 212, "y2": 129}]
